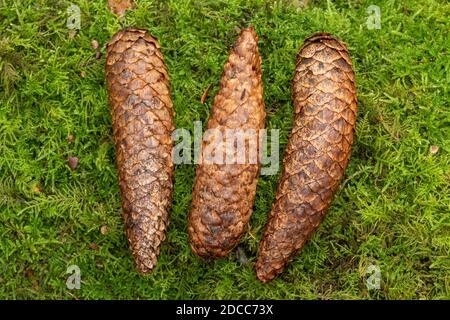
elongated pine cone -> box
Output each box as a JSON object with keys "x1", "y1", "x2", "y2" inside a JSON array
[
  {"x1": 255, "y1": 32, "x2": 358, "y2": 282},
  {"x1": 106, "y1": 28, "x2": 175, "y2": 273},
  {"x1": 188, "y1": 27, "x2": 266, "y2": 259}
]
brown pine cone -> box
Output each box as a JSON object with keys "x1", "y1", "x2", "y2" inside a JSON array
[
  {"x1": 255, "y1": 32, "x2": 358, "y2": 282},
  {"x1": 188, "y1": 27, "x2": 266, "y2": 259},
  {"x1": 105, "y1": 28, "x2": 175, "y2": 273}
]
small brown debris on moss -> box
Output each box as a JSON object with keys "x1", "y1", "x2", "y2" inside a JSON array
[
  {"x1": 108, "y1": 0, "x2": 135, "y2": 18},
  {"x1": 100, "y1": 225, "x2": 109, "y2": 235},
  {"x1": 67, "y1": 156, "x2": 79, "y2": 170},
  {"x1": 430, "y1": 145, "x2": 439, "y2": 154}
]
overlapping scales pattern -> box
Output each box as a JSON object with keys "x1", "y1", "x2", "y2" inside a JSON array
[
  {"x1": 106, "y1": 28, "x2": 175, "y2": 273},
  {"x1": 255, "y1": 32, "x2": 357, "y2": 282},
  {"x1": 188, "y1": 27, "x2": 266, "y2": 259}
]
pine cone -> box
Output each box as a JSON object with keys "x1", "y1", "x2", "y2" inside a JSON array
[
  {"x1": 188, "y1": 27, "x2": 266, "y2": 259},
  {"x1": 255, "y1": 32, "x2": 358, "y2": 282},
  {"x1": 105, "y1": 28, "x2": 175, "y2": 273}
]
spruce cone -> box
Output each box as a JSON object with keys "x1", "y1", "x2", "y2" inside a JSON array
[
  {"x1": 188, "y1": 27, "x2": 266, "y2": 259},
  {"x1": 106, "y1": 28, "x2": 175, "y2": 273},
  {"x1": 255, "y1": 32, "x2": 358, "y2": 282}
]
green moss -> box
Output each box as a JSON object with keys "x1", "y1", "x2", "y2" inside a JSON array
[{"x1": 0, "y1": 0, "x2": 448, "y2": 299}]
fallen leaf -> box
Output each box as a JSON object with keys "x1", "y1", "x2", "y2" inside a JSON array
[
  {"x1": 67, "y1": 156, "x2": 79, "y2": 170},
  {"x1": 95, "y1": 51, "x2": 102, "y2": 60},
  {"x1": 32, "y1": 185, "x2": 41, "y2": 193},
  {"x1": 201, "y1": 84, "x2": 213, "y2": 104},
  {"x1": 108, "y1": 0, "x2": 135, "y2": 18}
]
